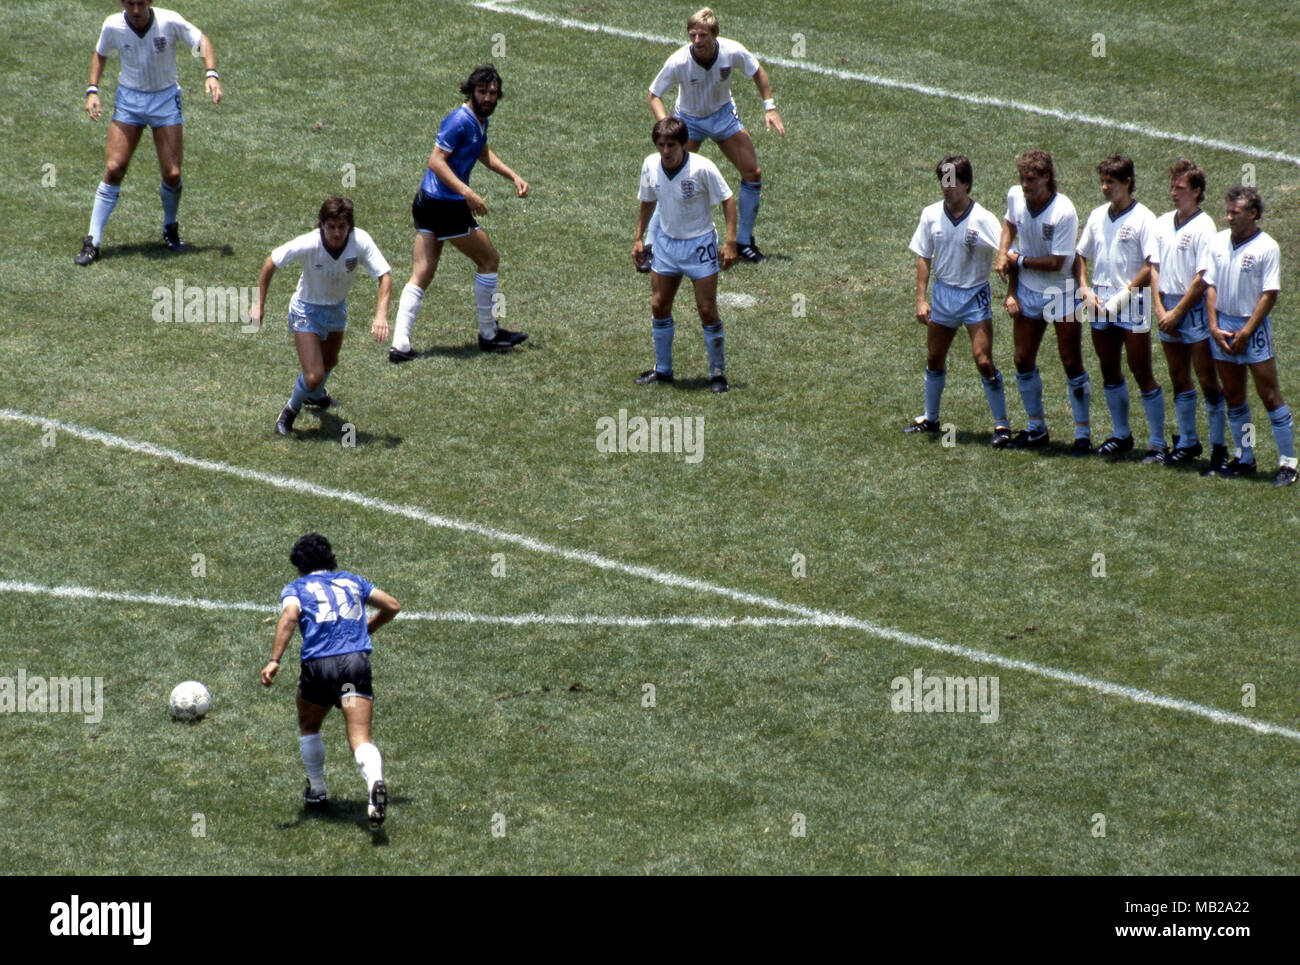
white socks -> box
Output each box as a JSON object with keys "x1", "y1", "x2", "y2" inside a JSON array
[{"x1": 392, "y1": 283, "x2": 425, "y2": 352}]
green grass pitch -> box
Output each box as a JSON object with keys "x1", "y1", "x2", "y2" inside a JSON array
[{"x1": 1, "y1": 0, "x2": 1298, "y2": 874}]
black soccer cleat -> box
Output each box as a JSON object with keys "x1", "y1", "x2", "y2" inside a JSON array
[
  {"x1": 303, "y1": 782, "x2": 328, "y2": 810},
  {"x1": 1069, "y1": 437, "x2": 1093, "y2": 457},
  {"x1": 162, "y1": 222, "x2": 186, "y2": 252},
  {"x1": 903, "y1": 416, "x2": 941, "y2": 434},
  {"x1": 635, "y1": 245, "x2": 653, "y2": 273},
  {"x1": 1204, "y1": 457, "x2": 1257, "y2": 479},
  {"x1": 1200, "y1": 444, "x2": 1229, "y2": 475},
  {"x1": 368, "y1": 779, "x2": 387, "y2": 830},
  {"x1": 388, "y1": 346, "x2": 419, "y2": 364},
  {"x1": 635, "y1": 368, "x2": 674, "y2": 384},
  {"x1": 275, "y1": 405, "x2": 298, "y2": 436},
  {"x1": 1006, "y1": 427, "x2": 1049, "y2": 450},
  {"x1": 304, "y1": 393, "x2": 334, "y2": 410},
  {"x1": 74, "y1": 235, "x2": 100, "y2": 266},
  {"x1": 991, "y1": 426, "x2": 1012, "y2": 449},
  {"x1": 709, "y1": 370, "x2": 729, "y2": 393},
  {"x1": 478, "y1": 327, "x2": 528, "y2": 351},
  {"x1": 1140, "y1": 446, "x2": 1167, "y2": 465},
  {"x1": 1096, "y1": 434, "x2": 1135, "y2": 460},
  {"x1": 1275, "y1": 465, "x2": 1298, "y2": 488},
  {"x1": 1165, "y1": 441, "x2": 1203, "y2": 466},
  {"x1": 737, "y1": 240, "x2": 767, "y2": 263}
]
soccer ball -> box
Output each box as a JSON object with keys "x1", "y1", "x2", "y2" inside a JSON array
[{"x1": 169, "y1": 681, "x2": 212, "y2": 720}]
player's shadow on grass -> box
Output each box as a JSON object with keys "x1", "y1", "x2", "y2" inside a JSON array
[
  {"x1": 292, "y1": 410, "x2": 403, "y2": 448},
  {"x1": 99, "y1": 241, "x2": 236, "y2": 261},
  {"x1": 277, "y1": 796, "x2": 405, "y2": 843},
  {"x1": 395, "y1": 341, "x2": 539, "y2": 361},
  {"x1": 667, "y1": 376, "x2": 746, "y2": 392}
]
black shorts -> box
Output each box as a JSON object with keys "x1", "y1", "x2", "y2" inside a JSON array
[
  {"x1": 412, "y1": 190, "x2": 478, "y2": 240},
  {"x1": 298, "y1": 650, "x2": 373, "y2": 708}
]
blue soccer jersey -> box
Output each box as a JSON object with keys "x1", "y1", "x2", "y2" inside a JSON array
[
  {"x1": 280, "y1": 570, "x2": 375, "y2": 660},
  {"x1": 419, "y1": 106, "x2": 487, "y2": 201}
]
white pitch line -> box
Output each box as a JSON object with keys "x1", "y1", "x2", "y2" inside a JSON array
[
  {"x1": 472, "y1": 1, "x2": 1300, "y2": 168},
  {"x1": 0, "y1": 580, "x2": 824, "y2": 629},
  {"x1": 4, "y1": 408, "x2": 1299, "y2": 743}
]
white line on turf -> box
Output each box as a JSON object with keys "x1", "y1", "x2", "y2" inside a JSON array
[
  {"x1": 4, "y1": 408, "x2": 1298, "y2": 743},
  {"x1": 0, "y1": 580, "x2": 824, "y2": 628},
  {"x1": 472, "y1": 1, "x2": 1300, "y2": 168}
]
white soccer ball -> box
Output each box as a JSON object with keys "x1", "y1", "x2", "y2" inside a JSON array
[{"x1": 169, "y1": 681, "x2": 212, "y2": 720}]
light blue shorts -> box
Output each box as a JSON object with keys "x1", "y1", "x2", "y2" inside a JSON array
[
  {"x1": 1210, "y1": 314, "x2": 1273, "y2": 364},
  {"x1": 288, "y1": 298, "x2": 347, "y2": 339},
  {"x1": 651, "y1": 229, "x2": 720, "y2": 280},
  {"x1": 112, "y1": 84, "x2": 184, "y2": 128},
  {"x1": 931, "y1": 280, "x2": 992, "y2": 327},
  {"x1": 1089, "y1": 286, "x2": 1150, "y2": 333},
  {"x1": 1017, "y1": 278, "x2": 1078, "y2": 324},
  {"x1": 676, "y1": 102, "x2": 744, "y2": 143},
  {"x1": 1157, "y1": 293, "x2": 1210, "y2": 344}
]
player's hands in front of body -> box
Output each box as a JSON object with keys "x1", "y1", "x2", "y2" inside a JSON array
[
  {"x1": 205, "y1": 77, "x2": 223, "y2": 104},
  {"x1": 632, "y1": 238, "x2": 647, "y2": 270},
  {"x1": 371, "y1": 315, "x2": 389, "y2": 344},
  {"x1": 85, "y1": 93, "x2": 102, "y2": 122},
  {"x1": 765, "y1": 109, "x2": 786, "y2": 137},
  {"x1": 1208, "y1": 322, "x2": 1234, "y2": 354},
  {"x1": 247, "y1": 302, "x2": 264, "y2": 330},
  {"x1": 1077, "y1": 286, "x2": 1105, "y2": 323},
  {"x1": 1004, "y1": 294, "x2": 1020, "y2": 318},
  {"x1": 720, "y1": 241, "x2": 739, "y2": 270},
  {"x1": 512, "y1": 176, "x2": 529, "y2": 198},
  {"x1": 1156, "y1": 306, "x2": 1181, "y2": 334},
  {"x1": 260, "y1": 661, "x2": 279, "y2": 686},
  {"x1": 916, "y1": 299, "x2": 930, "y2": 325},
  {"x1": 465, "y1": 191, "x2": 488, "y2": 216},
  {"x1": 994, "y1": 250, "x2": 1015, "y2": 283},
  {"x1": 1225, "y1": 327, "x2": 1251, "y2": 355}
]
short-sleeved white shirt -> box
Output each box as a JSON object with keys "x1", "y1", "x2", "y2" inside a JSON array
[
  {"x1": 650, "y1": 38, "x2": 759, "y2": 119},
  {"x1": 909, "y1": 200, "x2": 1001, "y2": 290},
  {"x1": 1203, "y1": 229, "x2": 1281, "y2": 318},
  {"x1": 1076, "y1": 200, "x2": 1158, "y2": 294},
  {"x1": 1153, "y1": 209, "x2": 1215, "y2": 296},
  {"x1": 638, "y1": 152, "x2": 733, "y2": 240},
  {"x1": 96, "y1": 8, "x2": 203, "y2": 92},
  {"x1": 271, "y1": 228, "x2": 392, "y2": 306},
  {"x1": 1004, "y1": 186, "x2": 1077, "y2": 293}
]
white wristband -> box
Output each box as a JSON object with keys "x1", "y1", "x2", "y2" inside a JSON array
[
  {"x1": 205, "y1": 69, "x2": 220, "y2": 79},
  {"x1": 762, "y1": 98, "x2": 776, "y2": 111}
]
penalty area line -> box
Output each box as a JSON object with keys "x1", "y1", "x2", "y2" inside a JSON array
[
  {"x1": 3, "y1": 408, "x2": 1299, "y2": 743},
  {"x1": 471, "y1": 0, "x2": 1300, "y2": 168}
]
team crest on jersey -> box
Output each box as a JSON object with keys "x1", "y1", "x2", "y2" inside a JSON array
[
  {"x1": 964, "y1": 228, "x2": 979, "y2": 247},
  {"x1": 1119, "y1": 225, "x2": 1136, "y2": 242},
  {"x1": 680, "y1": 179, "x2": 698, "y2": 199},
  {"x1": 345, "y1": 257, "x2": 358, "y2": 272},
  {"x1": 719, "y1": 66, "x2": 731, "y2": 80},
  {"x1": 1177, "y1": 234, "x2": 1193, "y2": 251},
  {"x1": 1041, "y1": 223, "x2": 1055, "y2": 242},
  {"x1": 1240, "y1": 253, "x2": 1257, "y2": 272},
  {"x1": 153, "y1": 36, "x2": 167, "y2": 52}
]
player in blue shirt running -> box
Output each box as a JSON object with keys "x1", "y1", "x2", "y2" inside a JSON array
[
  {"x1": 261, "y1": 533, "x2": 402, "y2": 829},
  {"x1": 389, "y1": 64, "x2": 531, "y2": 360}
]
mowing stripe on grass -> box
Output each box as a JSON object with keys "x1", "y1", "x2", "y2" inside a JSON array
[
  {"x1": 4, "y1": 408, "x2": 1298, "y2": 742},
  {"x1": 0, "y1": 580, "x2": 824, "y2": 629},
  {"x1": 472, "y1": 0, "x2": 1300, "y2": 168}
]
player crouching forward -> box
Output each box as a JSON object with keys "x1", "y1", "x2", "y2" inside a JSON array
[
  {"x1": 1074, "y1": 154, "x2": 1165, "y2": 463},
  {"x1": 262, "y1": 534, "x2": 401, "y2": 829},
  {"x1": 905, "y1": 156, "x2": 1009, "y2": 445},
  {"x1": 1203, "y1": 186, "x2": 1296, "y2": 485},
  {"x1": 632, "y1": 117, "x2": 738, "y2": 392},
  {"x1": 248, "y1": 197, "x2": 392, "y2": 437}
]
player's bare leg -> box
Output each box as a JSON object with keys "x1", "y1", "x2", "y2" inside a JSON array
[
  {"x1": 151, "y1": 124, "x2": 186, "y2": 250},
  {"x1": 449, "y1": 229, "x2": 523, "y2": 350},
  {"x1": 77, "y1": 121, "x2": 143, "y2": 264},
  {"x1": 342, "y1": 694, "x2": 386, "y2": 829},
  {"x1": 296, "y1": 692, "x2": 331, "y2": 808},
  {"x1": 691, "y1": 273, "x2": 728, "y2": 391},
  {"x1": 717, "y1": 130, "x2": 765, "y2": 260},
  {"x1": 390, "y1": 233, "x2": 442, "y2": 360},
  {"x1": 1006, "y1": 312, "x2": 1050, "y2": 448}
]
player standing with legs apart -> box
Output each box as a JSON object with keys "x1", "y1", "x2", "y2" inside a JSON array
[
  {"x1": 75, "y1": 0, "x2": 222, "y2": 265},
  {"x1": 1152, "y1": 159, "x2": 1227, "y2": 470},
  {"x1": 262, "y1": 534, "x2": 402, "y2": 829},
  {"x1": 904, "y1": 156, "x2": 1010, "y2": 445},
  {"x1": 1203, "y1": 186, "x2": 1296, "y2": 485},
  {"x1": 644, "y1": 7, "x2": 784, "y2": 268},
  {"x1": 389, "y1": 64, "x2": 530, "y2": 361},
  {"x1": 632, "y1": 118, "x2": 738, "y2": 391},
  {"x1": 248, "y1": 197, "x2": 393, "y2": 437},
  {"x1": 996, "y1": 151, "x2": 1092, "y2": 453},
  {"x1": 1074, "y1": 154, "x2": 1165, "y2": 463}
]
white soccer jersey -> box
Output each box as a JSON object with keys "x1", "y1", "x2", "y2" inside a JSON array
[
  {"x1": 650, "y1": 37, "x2": 759, "y2": 118},
  {"x1": 1204, "y1": 229, "x2": 1281, "y2": 318},
  {"x1": 272, "y1": 228, "x2": 391, "y2": 306},
  {"x1": 1004, "y1": 186, "x2": 1077, "y2": 293},
  {"x1": 639, "y1": 152, "x2": 733, "y2": 240},
  {"x1": 96, "y1": 8, "x2": 203, "y2": 92},
  {"x1": 909, "y1": 200, "x2": 1001, "y2": 290},
  {"x1": 1154, "y1": 209, "x2": 1215, "y2": 296},
  {"x1": 1076, "y1": 200, "x2": 1158, "y2": 294}
]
